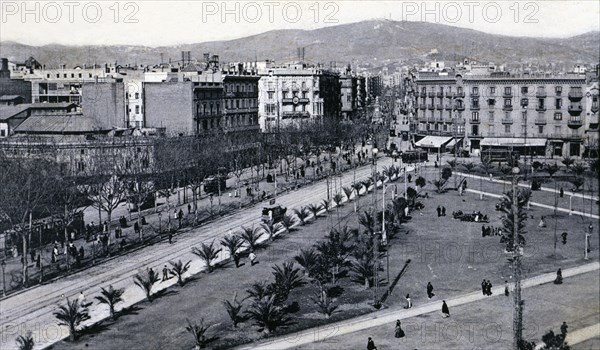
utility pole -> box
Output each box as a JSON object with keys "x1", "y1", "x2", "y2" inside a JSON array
[{"x1": 511, "y1": 166, "x2": 523, "y2": 349}]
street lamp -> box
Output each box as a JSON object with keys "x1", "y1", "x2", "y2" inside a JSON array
[
  {"x1": 1, "y1": 259, "x2": 6, "y2": 297},
  {"x1": 511, "y1": 166, "x2": 523, "y2": 349},
  {"x1": 585, "y1": 224, "x2": 593, "y2": 260}
]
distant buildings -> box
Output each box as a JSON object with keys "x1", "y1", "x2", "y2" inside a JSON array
[{"x1": 0, "y1": 58, "x2": 32, "y2": 104}]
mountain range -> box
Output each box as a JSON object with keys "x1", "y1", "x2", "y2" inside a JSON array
[{"x1": 1, "y1": 20, "x2": 598, "y2": 71}]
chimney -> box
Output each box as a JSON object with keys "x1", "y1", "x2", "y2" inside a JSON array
[{"x1": 1, "y1": 58, "x2": 9, "y2": 71}]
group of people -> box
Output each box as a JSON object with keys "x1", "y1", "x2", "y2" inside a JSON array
[
  {"x1": 481, "y1": 225, "x2": 502, "y2": 237},
  {"x1": 452, "y1": 210, "x2": 488, "y2": 223},
  {"x1": 481, "y1": 279, "x2": 493, "y2": 296},
  {"x1": 436, "y1": 206, "x2": 447, "y2": 217}
]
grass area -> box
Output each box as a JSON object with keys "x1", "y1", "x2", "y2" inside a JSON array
[
  {"x1": 51, "y1": 174, "x2": 598, "y2": 350},
  {"x1": 292, "y1": 271, "x2": 600, "y2": 350}
]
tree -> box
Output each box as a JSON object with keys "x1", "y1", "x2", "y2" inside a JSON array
[
  {"x1": 192, "y1": 241, "x2": 222, "y2": 273},
  {"x1": 53, "y1": 298, "x2": 90, "y2": 342},
  {"x1": 307, "y1": 203, "x2": 322, "y2": 221},
  {"x1": 441, "y1": 167, "x2": 453, "y2": 181},
  {"x1": 133, "y1": 268, "x2": 160, "y2": 302},
  {"x1": 294, "y1": 247, "x2": 318, "y2": 277},
  {"x1": 223, "y1": 292, "x2": 248, "y2": 328},
  {"x1": 342, "y1": 186, "x2": 354, "y2": 202},
  {"x1": 358, "y1": 210, "x2": 376, "y2": 235},
  {"x1": 169, "y1": 260, "x2": 192, "y2": 286},
  {"x1": 94, "y1": 285, "x2": 125, "y2": 321},
  {"x1": 270, "y1": 262, "x2": 305, "y2": 305},
  {"x1": 15, "y1": 332, "x2": 34, "y2": 350},
  {"x1": 320, "y1": 199, "x2": 332, "y2": 214},
  {"x1": 245, "y1": 295, "x2": 293, "y2": 335},
  {"x1": 545, "y1": 163, "x2": 559, "y2": 179},
  {"x1": 260, "y1": 221, "x2": 281, "y2": 242},
  {"x1": 501, "y1": 189, "x2": 531, "y2": 252},
  {"x1": 239, "y1": 226, "x2": 263, "y2": 251},
  {"x1": 246, "y1": 281, "x2": 273, "y2": 301},
  {"x1": 311, "y1": 291, "x2": 339, "y2": 319},
  {"x1": 415, "y1": 176, "x2": 426, "y2": 189},
  {"x1": 220, "y1": 234, "x2": 243, "y2": 263},
  {"x1": 126, "y1": 177, "x2": 155, "y2": 241},
  {"x1": 293, "y1": 207, "x2": 311, "y2": 225},
  {"x1": 279, "y1": 214, "x2": 297, "y2": 233},
  {"x1": 570, "y1": 162, "x2": 586, "y2": 178},
  {"x1": 350, "y1": 256, "x2": 376, "y2": 288},
  {"x1": 561, "y1": 156, "x2": 574, "y2": 169},
  {"x1": 570, "y1": 177, "x2": 584, "y2": 192},
  {"x1": 185, "y1": 318, "x2": 214, "y2": 349}
]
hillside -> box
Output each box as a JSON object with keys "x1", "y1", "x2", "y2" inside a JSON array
[{"x1": 1, "y1": 20, "x2": 598, "y2": 71}]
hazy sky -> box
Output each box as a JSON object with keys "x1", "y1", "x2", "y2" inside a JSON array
[{"x1": 1, "y1": 0, "x2": 599, "y2": 46}]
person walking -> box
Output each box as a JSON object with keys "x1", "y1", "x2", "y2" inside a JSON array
[
  {"x1": 559, "y1": 187, "x2": 564, "y2": 198},
  {"x1": 441, "y1": 206, "x2": 446, "y2": 216},
  {"x1": 487, "y1": 280, "x2": 493, "y2": 296},
  {"x1": 367, "y1": 337, "x2": 377, "y2": 350},
  {"x1": 427, "y1": 282, "x2": 435, "y2": 299},
  {"x1": 504, "y1": 280, "x2": 509, "y2": 297},
  {"x1": 249, "y1": 251, "x2": 257, "y2": 266},
  {"x1": 481, "y1": 279, "x2": 487, "y2": 295},
  {"x1": 404, "y1": 294, "x2": 412, "y2": 309},
  {"x1": 437, "y1": 206, "x2": 441, "y2": 217},
  {"x1": 394, "y1": 320, "x2": 405, "y2": 338},
  {"x1": 441, "y1": 300, "x2": 450, "y2": 318},
  {"x1": 162, "y1": 265, "x2": 169, "y2": 281},
  {"x1": 560, "y1": 322, "x2": 568, "y2": 337},
  {"x1": 78, "y1": 291, "x2": 86, "y2": 307},
  {"x1": 168, "y1": 231, "x2": 173, "y2": 244},
  {"x1": 554, "y1": 268, "x2": 563, "y2": 284},
  {"x1": 187, "y1": 203, "x2": 191, "y2": 214},
  {"x1": 233, "y1": 252, "x2": 241, "y2": 268},
  {"x1": 178, "y1": 209, "x2": 184, "y2": 229}
]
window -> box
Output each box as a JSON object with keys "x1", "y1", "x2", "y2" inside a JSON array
[
  {"x1": 471, "y1": 112, "x2": 479, "y2": 121},
  {"x1": 504, "y1": 87, "x2": 512, "y2": 95},
  {"x1": 522, "y1": 111, "x2": 527, "y2": 119},
  {"x1": 555, "y1": 98, "x2": 562, "y2": 109},
  {"x1": 488, "y1": 99, "x2": 496, "y2": 106},
  {"x1": 490, "y1": 87, "x2": 496, "y2": 94},
  {"x1": 135, "y1": 105, "x2": 140, "y2": 114},
  {"x1": 472, "y1": 87, "x2": 479, "y2": 94},
  {"x1": 554, "y1": 112, "x2": 562, "y2": 120},
  {"x1": 538, "y1": 125, "x2": 544, "y2": 134},
  {"x1": 63, "y1": 73, "x2": 67, "y2": 78},
  {"x1": 521, "y1": 98, "x2": 528, "y2": 106},
  {"x1": 538, "y1": 98, "x2": 545, "y2": 109},
  {"x1": 488, "y1": 111, "x2": 495, "y2": 121},
  {"x1": 471, "y1": 125, "x2": 479, "y2": 135},
  {"x1": 0, "y1": 129, "x2": 5, "y2": 137},
  {"x1": 505, "y1": 125, "x2": 511, "y2": 133},
  {"x1": 555, "y1": 86, "x2": 562, "y2": 95},
  {"x1": 472, "y1": 98, "x2": 479, "y2": 108},
  {"x1": 521, "y1": 86, "x2": 528, "y2": 94},
  {"x1": 268, "y1": 92, "x2": 274, "y2": 99},
  {"x1": 504, "y1": 98, "x2": 512, "y2": 107},
  {"x1": 78, "y1": 73, "x2": 82, "y2": 78},
  {"x1": 135, "y1": 93, "x2": 139, "y2": 99}
]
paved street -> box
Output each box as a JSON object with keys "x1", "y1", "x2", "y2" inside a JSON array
[{"x1": 0, "y1": 156, "x2": 393, "y2": 350}]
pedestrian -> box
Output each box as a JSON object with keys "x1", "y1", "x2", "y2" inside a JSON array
[
  {"x1": 554, "y1": 268, "x2": 563, "y2": 284},
  {"x1": 249, "y1": 251, "x2": 257, "y2": 266},
  {"x1": 404, "y1": 294, "x2": 412, "y2": 309},
  {"x1": 187, "y1": 203, "x2": 191, "y2": 214},
  {"x1": 178, "y1": 209, "x2": 184, "y2": 229},
  {"x1": 30, "y1": 248, "x2": 36, "y2": 263},
  {"x1": 162, "y1": 265, "x2": 169, "y2": 281},
  {"x1": 482, "y1": 226, "x2": 486, "y2": 238},
  {"x1": 458, "y1": 185, "x2": 463, "y2": 196},
  {"x1": 79, "y1": 246, "x2": 84, "y2": 260},
  {"x1": 394, "y1": 320, "x2": 405, "y2": 338},
  {"x1": 36, "y1": 254, "x2": 41, "y2": 268},
  {"x1": 441, "y1": 206, "x2": 446, "y2": 216},
  {"x1": 367, "y1": 337, "x2": 377, "y2": 350},
  {"x1": 561, "y1": 231, "x2": 568, "y2": 245},
  {"x1": 539, "y1": 216, "x2": 547, "y2": 228},
  {"x1": 168, "y1": 231, "x2": 173, "y2": 244},
  {"x1": 437, "y1": 206, "x2": 441, "y2": 217},
  {"x1": 560, "y1": 187, "x2": 564, "y2": 198},
  {"x1": 427, "y1": 282, "x2": 435, "y2": 299},
  {"x1": 481, "y1": 279, "x2": 487, "y2": 295},
  {"x1": 134, "y1": 221, "x2": 140, "y2": 234},
  {"x1": 441, "y1": 300, "x2": 450, "y2": 318},
  {"x1": 233, "y1": 252, "x2": 240, "y2": 268},
  {"x1": 560, "y1": 322, "x2": 568, "y2": 337},
  {"x1": 504, "y1": 280, "x2": 509, "y2": 297},
  {"x1": 487, "y1": 280, "x2": 493, "y2": 296},
  {"x1": 78, "y1": 291, "x2": 86, "y2": 306}
]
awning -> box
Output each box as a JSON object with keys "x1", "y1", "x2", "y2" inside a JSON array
[
  {"x1": 415, "y1": 136, "x2": 453, "y2": 148},
  {"x1": 480, "y1": 138, "x2": 547, "y2": 147},
  {"x1": 445, "y1": 138, "x2": 463, "y2": 148}
]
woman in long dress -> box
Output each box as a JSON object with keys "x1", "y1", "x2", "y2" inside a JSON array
[
  {"x1": 441, "y1": 300, "x2": 450, "y2": 318},
  {"x1": 395, "y1": 320, "x2": 405, "y2": 338}
]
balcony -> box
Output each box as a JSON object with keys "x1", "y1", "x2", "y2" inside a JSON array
[
  {"x1": 436, "y1": 104, "x2": 444, "y2": 110},
  {"x1": 427, "y1": 92, "x2": 435, "y2": 98},
  {"x1": 501, "y1": 118, "x2": 514, "y2": 124},
  {"x1": 468, "y1": 132, "x2": 482, "y2": 138},
  {"x1": 469, "y1": 118, "x2": 480, "y2": 124},
  {"x1": 437, "y1": 92, "x2": 443, "y2": 98},
  {"x1": 471, "y1": 91, "x2": 480, "y2": 97},
  {"x1": 535, "y1": 105, "x2": 546, "y2": 112},
  {"x1": 567, "y1": 119, "x2": 583, "y2": 128},
  {"x1": 568, "y1": 90, "x2": 583, "y2": 101},
  {"x1": 282, "y1": 111, "x2": 310, "y2": 119},
  {"x1": 503, "y1": 91, "x2": 513, "y2": 98},
  {"x1": 470, "y1": 105, "x2": 480, "y2": 110},
  {"x1": 548, "y1": 133, "x2": 582, "y2": 140},
  {"x1": 419, "y1": 91, "x2": 426, "y2": 97},
  {"x1": 502, "y1": 105, "x2": 513, "y2": 111},
  {"x1": 534, "y1": 118, "x2": 547, "y2": 125},
  {"x1": 454, "y1": 91, "x2": 465, "y2": 98},
  {"x1": 427, "y1": 104, "x2": 434, "y2": 110},
  {"x1": 536, "y1": 91, "x2": 547, "y2": 98},
  {"x1": 419, "y1": 104, "x2": 426, "y2": 110},
  {"x1": 568, "y1": 104, "x2": 582, "y2": 115},
  {"x1": 592, "y1": 104, "x2": 599, "y2": 113},
  {"x1": 426, "y1": 117, "x2": 436, "y2": 123},
  {"x1": 444, "y1": 104, "x2": 453, "y2": 110},
  {"x1": 455, "y1": 104, "x2": 465, "y2": 111}
]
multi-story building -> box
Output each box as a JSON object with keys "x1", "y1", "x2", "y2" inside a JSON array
[
  {"x1": 584, "y1": 78, "x2": 599, "y2": 158},
  {"x1": 222, "y1": 65, "x2": 260, "y2": 135},
  {"x1": 258, "y1": 62, "x2": 341, "y2": 131},
  {"x1": 0, "y1": 58, "x2": 32, "y2": 103},
  {"x1": 412, "y1": 70, "x2": 591, "y2": 158},
  {"x1": 339, "y1": 65, "x2": 366, "y2": 120}
]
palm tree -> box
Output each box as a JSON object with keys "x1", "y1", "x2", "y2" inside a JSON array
[
  {"x1": 545, "y1": 163, "x2": 559, "y2": 179},
  {"x1": 133, "y1": 268, "x2": 160, "y2": 302},
  {"x1": 271, "y1": 262, "x2": 305, "y2": 305},
  {"x1": 293, "y1": 207, "x2": 310, "y2": 225},
  {"x1": 332, "y1": 193, "x2": 344, "y2": 208},
  {"x1": 279, "y1": 214, "x2": 297, "y2": 233},
  {"x1": 500, "y1": 189, "x2": 531, "y2": 252},
  {"x1": 53, "y1": 298, "x2": 90, "y2": 342},
  {"x1": 352, "y1": 182, "x2": 364, "y2": 208},
  {"x1": 260, "y1": 221, "x2": 281, "y2": 242},
  {"x1": 223, "y1": 292, "x2": 247, "y2": 328},
  {"x1": 321, "y1": 199, "x2": 332, "y2": 214},
  {"x1": 447, "y1": 159, "x2": 459, "y2": 188},
  {"x1": 571, "y1": 162, "x2": 586, "y2": 178},
  {"x1": 342, "y1": 186, "x2": 354, "y2": 202},
  {"x1": 358, "y1": 210, "x2": 376, "y2": 235},
  {"x1": 15, "y1": 332, "x2": 34, "y2": 350},
  {"x1": 245, "y1": 295, "x2": 292, "y2": 335},
  {"x1": 246, "y1": 281, "x2": 273, "y2": 301},
  {"x1": 350, "y1": 256, "x2": 375, "y2": 289},
  {"x1": 307, "y1": 203, "x2": 323, "y2": 221},
  {"x1": 311, "y1": 291, "x2": 339, "y2": 319},
  {"x1": 220, "y1": 234, "x2": 243, "y2": 263},
  {"x1": 94, "y1": 285, "x2": 125, "y2": 320},
  {"x1": 185, "y1": 318, "x2": 214, "y2": 349},
  {"x1": 169, "y1": 260, "x2": 192, "y2": 286},
  {"x1": 192, "y1": 241, "x2": 222, "y2": 273},
  {"x1": 239, "y1": 226, "x2": 263, "y2": 251},
  {"x1": 561, "y1": 156, "x2": 575, "y2": 169},
  {"x1": 294, "y1": 247, "x2": 318, "y2": 277}
]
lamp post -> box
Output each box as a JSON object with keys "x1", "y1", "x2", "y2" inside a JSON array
[
  {"x1": 511, "y1": 166, "x2": 523, "y2": 349},
  {"x1": 1, "y1": 259, "x2": 6, "y2": 297},
  {"x1": 585, "y1": 224, "x2": 593, "y2": 260}
]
